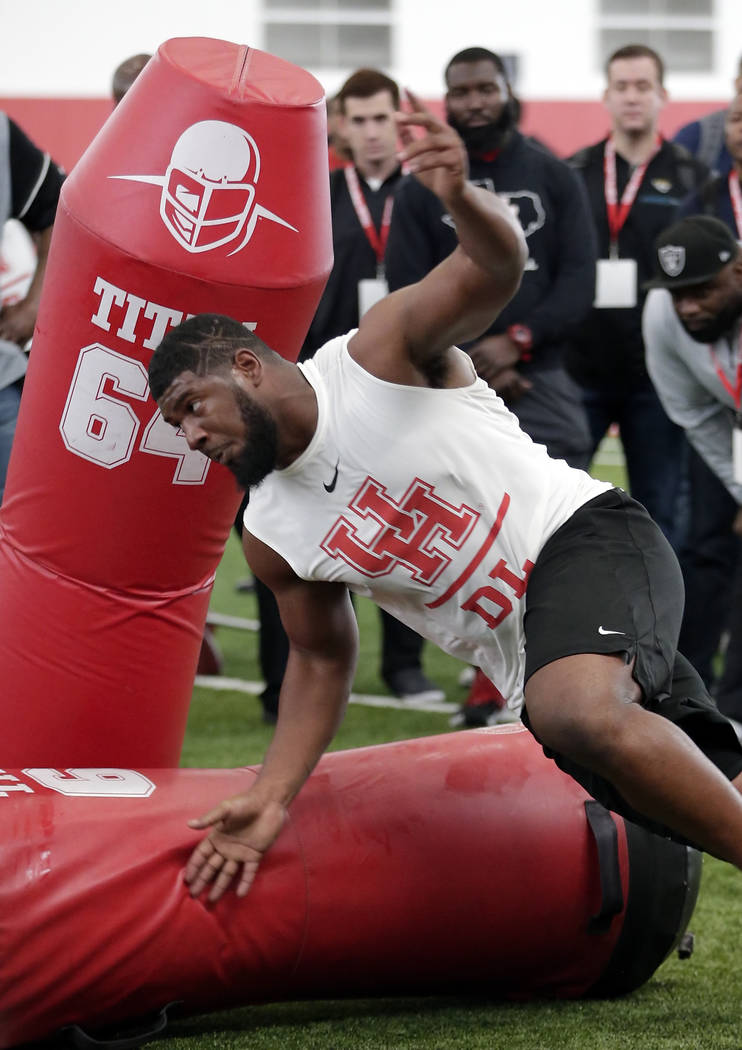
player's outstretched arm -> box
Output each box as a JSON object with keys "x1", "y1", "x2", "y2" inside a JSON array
[
  {"x1": 184, "y1": 531, "x2": 359, "y2": 902},
  {"x1": 398, "y1": 91, "x2": 525, "y2": 288},
  {"x1": 351, "y1": 91, "x2": 527, "y2": 381}
]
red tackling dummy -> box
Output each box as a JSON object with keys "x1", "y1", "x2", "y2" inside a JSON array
[
  {"x1": 0, "y1": 38, "x2": 332, "y2": 766},
  {"x1": 0, "y1": 728, "x2": 699, "y2": 1047}
]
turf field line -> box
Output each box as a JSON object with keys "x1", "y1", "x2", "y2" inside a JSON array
[
  {"x1": 194, "y1": 675, "x2": 264, "y2": 695},
  {"x1": 593, "y1": 433, "x2": 626, "y2": 467},
  {"x1": 206, "y1": 611, "x2": 259, "y2": 631},
  {"x1": 194, "y1": 674, "x2": 459, "y2": 714}
]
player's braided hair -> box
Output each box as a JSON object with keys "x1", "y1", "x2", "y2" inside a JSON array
[{"x1": 148, "y1": 314, "x2": 272, "y2": 401}]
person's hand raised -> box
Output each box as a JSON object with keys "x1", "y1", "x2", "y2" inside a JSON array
[{"x1": 396, "y1": 89, "x2": 468, "y2": 206}]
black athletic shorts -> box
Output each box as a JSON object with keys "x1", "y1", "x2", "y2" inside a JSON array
[{"x1": 521, "y1": 488, "x2": 742, "y2": 838}]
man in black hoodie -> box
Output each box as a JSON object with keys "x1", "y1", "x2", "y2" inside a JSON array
[
  {"x1": 386, "y1": 47, "x2": 595, "y2": 470},
  {"x1": 386, "y1": 48, "x2": 597, "y2": 726}
]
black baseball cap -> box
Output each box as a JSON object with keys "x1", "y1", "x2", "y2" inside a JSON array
[{"x1": 644, "y1": 215, "x2": 740, "y2": 291}]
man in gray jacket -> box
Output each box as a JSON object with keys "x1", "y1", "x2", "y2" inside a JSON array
[{"x1": 643, "y1": 215, "x2": 742, "y2": 722}]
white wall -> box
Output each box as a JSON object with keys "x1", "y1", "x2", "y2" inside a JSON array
[
  {"x1": 394, "y1": 0, "x2": 742, "y2": 101},
  {"x1": 394, "y1": 0, "x2": 599, "y2": 99},
  {"x1": 1, "y1": 0, "x2": 263, "y2": 96},
  {"x1": 2, "y1": 0, "x2": 741, "y2": 100}
]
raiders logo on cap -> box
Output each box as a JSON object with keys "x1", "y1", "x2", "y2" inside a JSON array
[
  {"x1": 658, "y1": 245, "x2": 685, "y2": 277},
  {"x1": 644, "y1": 215, "x2": 740, "y2": 291}
]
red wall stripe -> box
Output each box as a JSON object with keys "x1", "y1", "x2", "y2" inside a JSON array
[{"x1": 0, "y1": 96, "x2": 729, "y2": 173}]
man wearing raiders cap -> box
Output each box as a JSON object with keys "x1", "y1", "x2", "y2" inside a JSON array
[{"x1": 643, "y1": 214, "x2": 742, "y2": 723}]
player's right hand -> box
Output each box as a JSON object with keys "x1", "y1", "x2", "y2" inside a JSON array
[
  {"x1": 396, "y1": 89, "x2": 468, "y2": 205},
  {"x1": 184, "y1": 792, "x2": 287, "y2": 902}
]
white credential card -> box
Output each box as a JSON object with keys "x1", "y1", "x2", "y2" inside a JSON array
[
  {"x1": 358, "y1": 277, "x2": 389, "y2": 318},
  {"x1": 594, "y1": 258, "x2": 638, "y2": 309},
  {"x1": 733, "y1": 425, "x2": 742, "y2": 485}
]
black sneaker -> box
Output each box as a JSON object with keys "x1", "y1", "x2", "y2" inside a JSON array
[
  {"x1": 449, "y1": 701, "x2": 521, "y2": 728},
  {"x1": 385, "y1": 668, "x2": 445, "y2": 704}
]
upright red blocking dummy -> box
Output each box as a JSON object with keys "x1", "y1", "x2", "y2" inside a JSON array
[
  {"x1": 0, "y1": 729, "x2": 699, "y2": 1047},
  {"x1": 0, "y1": 38, "x2": 332, "y2": 767}
]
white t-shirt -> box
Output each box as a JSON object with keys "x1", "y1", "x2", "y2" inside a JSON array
[{"x1": 244, "y1": 334, "x2": 610, "y2": 708}]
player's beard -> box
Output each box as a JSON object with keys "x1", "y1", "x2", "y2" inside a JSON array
[
  {"x1": 446, "y1": 100, "x2": 516, "y2": 157},
  {"x1": 228, "y1": 387, "x2": 279, "y2": 492},
  {"x1": 679, "y1": 297, "x2": 742, "y2": 345}
]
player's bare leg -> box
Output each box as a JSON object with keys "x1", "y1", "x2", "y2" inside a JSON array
[{"x1": 525, "y1": 652, "x2": 742, "y2": 869}]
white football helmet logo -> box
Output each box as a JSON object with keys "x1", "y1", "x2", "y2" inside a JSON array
[{"x1": 111, "y1": 120, "x2": 297, "y2": 255}]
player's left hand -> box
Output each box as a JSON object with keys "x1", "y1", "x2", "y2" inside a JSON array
[
  {"x1": 396, "y1": 89, "x2": 468, "y2": 204},
  {"x1": 733, "y1": 507, "x2": 742, "y2": 537},
  {"x1": 184, "y1": 792, "x2": 287, "y2": 902}
]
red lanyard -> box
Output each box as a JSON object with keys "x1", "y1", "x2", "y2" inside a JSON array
[
  {"x1": 344, "y1": 165, "x2": 394, "y2": 266},
  {"x1": 604, "y1": 135, "x2": 661, "y2": 254},
  {"x1": 709, "y1": 332, "x2": 742, "y2": 417},
  {"x1": 728, "y1": 171, "x2": 742, "y2": 239},
  {"x1": 710, "y1": 173, "x2": 742, "y2": 414}
]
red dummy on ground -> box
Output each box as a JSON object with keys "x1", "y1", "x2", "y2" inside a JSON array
[{"x1": 0, "y1": 728, "x2": 699, "y2": 1047}]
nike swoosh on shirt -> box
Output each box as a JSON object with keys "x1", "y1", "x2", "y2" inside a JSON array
[
  {"x1": 323, "y1": 458, "x2": 340, "y2": 493},
  {"x1": 598, "y1": 626, "x2": 626, "y2": 635}
]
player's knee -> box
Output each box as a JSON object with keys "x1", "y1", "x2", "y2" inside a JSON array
[
  {"x1": 528, "y1": 696, "x2": 618, "y2": 765},
  {"x1": 526, "y1": 653, "x2": 640, "y2": 743},
  {"x1": 525, "y1": 670, "x2": 641, "y2": 772}
]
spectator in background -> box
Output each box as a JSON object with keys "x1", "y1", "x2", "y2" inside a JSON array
[
  {"x1": 673, "y1": 56, "x2": 742, "y2": 177},
  {"x1": 387, "y1": 47, "x2": 595, "y2": 469},
  {"x1": 301, "y1": 68, "x2": 443, "y2": 704},
  {"x1": 112, "y1": 54, "x2": 152, "y2": 106},
  {"x1": 567, "y1": 44, "x2": 707, "y2": 551},
  {"x1": 643, "y1": 216, "x2": 742, "y2": 724},
  {"x1": 386, "y1": 46, "x2": 596, "y2": 726},
  {"x1": 0, "y1": 114, "x2": 64, "y2": 504},
  {"x1": 678, "y1": 91, "x2": 742, "y2": 229},
  {"x1": 326, "y1": 93, "x2": 352, "y2": 170},
  {"x1": 303, "y1": 69, "x2": 402, "y2": 355},
  {"x1": 666, "y1": 98, "x2": 742, "y2": 707}
]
